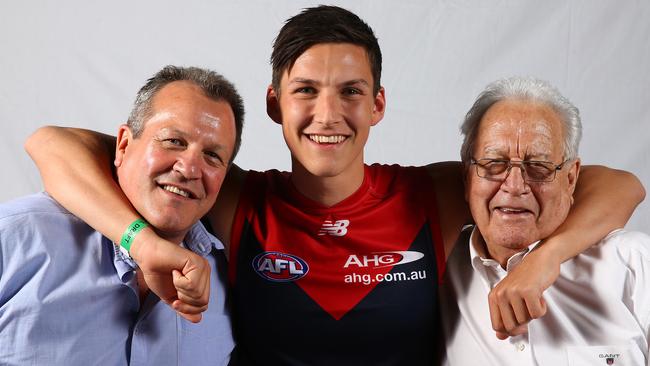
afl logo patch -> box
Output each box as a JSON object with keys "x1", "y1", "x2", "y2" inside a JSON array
[{"x1": 252, "y1": 252, "x2": 309, "y2": 282}]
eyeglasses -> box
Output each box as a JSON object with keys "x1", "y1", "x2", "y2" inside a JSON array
[{"x1": 470, "y1": 158, "x2": 569, "y2": 183}]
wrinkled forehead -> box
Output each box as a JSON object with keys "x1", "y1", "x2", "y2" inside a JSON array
[{"x1": 475, "y1": 100, "x2": 565, "y2": 160}]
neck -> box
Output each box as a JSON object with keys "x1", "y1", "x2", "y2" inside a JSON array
[
  {"x1": 290, "y1": 160, "x2": 365, "y2": 207},
  {"x1": 472, "y1": 230, "x2": 520, "y2": 269},
  {"x1": 154, "y1": 229, "x2": 186, "y2": 247}
]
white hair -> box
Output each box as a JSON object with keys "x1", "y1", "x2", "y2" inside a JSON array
[{"x1": 460, "y1": 76, "x2": 582, "y2": 164}]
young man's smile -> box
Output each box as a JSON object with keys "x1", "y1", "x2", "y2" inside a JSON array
[{"x1": 267, "y1": 43, "x2": 385, "y2": 199}]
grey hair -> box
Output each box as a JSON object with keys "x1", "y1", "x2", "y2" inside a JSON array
[
  {"x1": 127, "y1": 65, "x2": 245, "y2": 163},
  {"x1": 460, "y1": 76, "x2": 581, "y2": 165}
]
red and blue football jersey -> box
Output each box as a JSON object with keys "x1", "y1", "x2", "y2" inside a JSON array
[{"x1": 229, "y1": 164, "x2": 446, "y2": 365}]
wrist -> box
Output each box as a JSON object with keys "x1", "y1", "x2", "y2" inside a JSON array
[
  {"x1": 127, "y1": 225, "x2": 155, "y2": 264},
  {"x1": 531, "y1": 238, "x2": 563, "y2": 267}
]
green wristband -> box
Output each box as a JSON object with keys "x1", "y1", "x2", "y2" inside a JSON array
[{"x1": 120, "y1": 218, "x2": 148, "y2": 253}]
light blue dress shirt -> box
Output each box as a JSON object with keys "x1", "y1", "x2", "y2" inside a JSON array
[{"x1": 0, "y1": 193, "x2": 234, "y2": 366}]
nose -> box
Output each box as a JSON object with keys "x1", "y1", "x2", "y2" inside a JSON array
[
  {"x1": 500, "y1": 163, "x2": 530, "y2": 195},
  {"x1": 173, "y1": 149, "x2": 202, "y2": 180},
  {"x1": 313, "y1": 91, "x2": 343, "y2": 126}
]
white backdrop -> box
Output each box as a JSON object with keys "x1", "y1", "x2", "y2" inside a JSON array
[{"x1": 1, "y1": 0, "x2": 648, "y2": 231}]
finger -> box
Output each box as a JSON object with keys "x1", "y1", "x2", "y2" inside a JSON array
[
  {"x1": 497, "y1": 296, "x2": 519, "y2": 334},
  {"x1": 488, "y1": 291, "x2": 505, "y2": 335},
  {"x1": 524, "y1": 294, "x2": 547, "y2": 320},
  {"x1": 178, "y1": 310, "x2": 203, "y2": 324},
  {"x1": 489, "y1": 287, "x2": 519, "y2": 332},
  {"x1": 177, "y1": 292, "x2": 209, "y2": 312},
  {"x1": 510, "y1": 294, "x2": 531, "y2": 325},
  {"x1": 172, "y1": 269, "x2": 210, "y2": 307},
  {"x1": 176, "y1": 258, "x2": 211, "y2": 297},
  {"x1": 510, "y1": 324, "x2": 528, "y2": 336},
  {"x1": 496, "y1": 324, "x2": 528, "y2": 340},
  {"x1": 171, "y1": 299, "x2": 206, "y2": 322}
]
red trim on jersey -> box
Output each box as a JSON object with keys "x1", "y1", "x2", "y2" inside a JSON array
[
  {"x1": 228, "y1": 170, "x2": 270, "y2": 286},
  {"x1": 231, "y1": 165, "x2": 445, "y2": 320}
]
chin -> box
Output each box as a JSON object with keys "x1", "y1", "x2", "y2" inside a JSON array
[
  {"x1": 490, "y1": 227, "x2": 538, "y2": 250},
  {"x1": 147, "y1": 215, "x2": 192, "y2": 235},
  {"x1": 300, "y1": 160, "x2": 345, "y2": 178}
]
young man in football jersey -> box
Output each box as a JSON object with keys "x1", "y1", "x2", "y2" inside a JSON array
[{"x1": 25, "y1": 5, "x2": 644, "y2": 365}]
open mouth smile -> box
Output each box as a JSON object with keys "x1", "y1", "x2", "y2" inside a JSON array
[
  {"x1": 308, "y1": 134, "x2": 347, "y2": 144},
  {"x1": 161, "y1": 184, "x2": 193, "y2": 198},
  {"x1": 494, "y1": 206, "x2": 533, "y2": 216}
]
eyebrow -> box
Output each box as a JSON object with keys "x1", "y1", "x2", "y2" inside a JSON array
[
  {"x1": 157, "y1": 127, "x2": 228, "y2": 151},
  {"x1": 481, "y1": 147, "x2": 553, "y2": 161},
  {"x1": 288, "y1": 77, "x2": 318, "y2": 85},
  {"x1": 288, "y1": 78, "x2": 370, "y2": 88},
  {"x1": 158, "y1": 127, "x2": 189, "y2": 139},
  {"x1": 341, "y1": 79, "x2": 370, "y2": 87}
]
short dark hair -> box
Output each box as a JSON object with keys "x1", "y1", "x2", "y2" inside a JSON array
[
  {"x1": 271, "y1": 5, "x2": 382, "y2": 95},
  {"x1": 127, "y1": 65, "x2": 245, "y2": 163}
]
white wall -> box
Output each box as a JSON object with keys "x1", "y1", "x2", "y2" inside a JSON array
[{"x1": 1, "y1": 0, "x2": 647, "y2": 231}]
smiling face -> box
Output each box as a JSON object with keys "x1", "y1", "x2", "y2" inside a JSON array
[
  {"x1": 115, "y1": 81, "x2": 236, "y2": 243},
  {"x1": 466, "y1": 99, "x2": 580, "y2": 264},
  {"x1": 267, "y1": 43, "x2": 385, "y2": 186}
]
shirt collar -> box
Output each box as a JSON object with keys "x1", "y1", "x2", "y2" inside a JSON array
[
  {"x1": 468, "y1": 225, "x2": 542, "y2": 285},
  {"x1": 111, "y1": 221, "x2": 223, "y2": 282},
  {"x1": 183, "y1": 220, "x2": 224, "y2": 255}
]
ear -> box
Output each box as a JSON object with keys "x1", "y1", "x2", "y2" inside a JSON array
[
  {"x1": 566, "y1": 158, "x2": 581, "y2": 196},
  {"x1": 114, "y1": 124, "x2": 132, "y2": 168},
  {"x1": 370, "y1": 87, "x2": 386, "y2": 126},
  {"x1": 266, "y1": 85, "x2": 282, "y2": 124}
]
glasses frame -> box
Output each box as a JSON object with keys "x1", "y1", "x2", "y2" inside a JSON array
[{"x1": 470, "y1": 158, "x2": 569, "y2": 183}]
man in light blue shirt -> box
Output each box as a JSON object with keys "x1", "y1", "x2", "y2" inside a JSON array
[{"x1": 0, "y1": 65, "x2": 243, "y2": 365}]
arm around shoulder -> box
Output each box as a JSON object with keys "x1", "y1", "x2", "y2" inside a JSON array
[
  {"x1": 549, "y1": 164, "x2": 645, "y2": 261},
  {"x1": 25, "y1": 125, "x2": 214, "y2": 322},
  {"x1": 425, "y1": 161, "x2": 472, "y2": 259},
  {"x1": 25, "y1": 125, "x2": 133, "y2": 242},
  {"x1": 487, "y1": 164, "x2": 645, "y2": 338}
]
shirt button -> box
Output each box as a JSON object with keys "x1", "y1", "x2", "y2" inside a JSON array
[{"x1": 516, "y1": 343, "x2": 525, "y2": 352}]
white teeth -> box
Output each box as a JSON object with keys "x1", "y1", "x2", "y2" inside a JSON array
[
  {"x1": 500, "y1": 208, "x2": 525, "y2": 213},
  {"x1": 163, "y1": 185, "x2": 190, "y2": 198},
  {"x1": 309, "y1": 135, "x2": 346, "y2": 144}
]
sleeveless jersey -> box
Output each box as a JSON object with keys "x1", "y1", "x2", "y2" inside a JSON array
[{"x1": 229, "y1": 164, "x2": 446, "y2": 365}]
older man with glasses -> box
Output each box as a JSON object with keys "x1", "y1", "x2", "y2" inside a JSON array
[{"x1": 441, "y1": 76, "x2": 650, "y2": 365}]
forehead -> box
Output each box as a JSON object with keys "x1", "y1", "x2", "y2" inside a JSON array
[
  {"x1": 476, "y1": 99, "x2": 564, "y2": 158},
  {"x1": 134, "y1": 82, "x2": 237, "y2": 158},
  {"x1": 285, "y1": 43, "x2": 373, "y2": 80},
  {"x1": 149, "y1": 81, "x2": 208, "y2": 113},
  {"x1": 143, "y1": 81, "x2": 234, "y2": 130}
]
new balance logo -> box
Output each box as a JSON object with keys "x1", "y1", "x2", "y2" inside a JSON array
[{"x1": 318, "y1": 219, "x2": 350, "y2": 236}]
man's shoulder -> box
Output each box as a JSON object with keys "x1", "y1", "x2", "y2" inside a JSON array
[
  {"x1": 0, "y1": 192, "x2": 72, "y2": 223},
  {"x1": 596, "y1": 229, "x2": 650, "y2": 260},
  {"x1": 571, "y1": 229, "x2": 650, "y2": 270},
  {"x1": 0, "y1": 192, "x2": 97, "y2": 246}
]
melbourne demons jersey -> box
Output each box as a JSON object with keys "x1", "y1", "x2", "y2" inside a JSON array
[{"x1": 229, "y1": 164, "x2": 446, "y2": 365}]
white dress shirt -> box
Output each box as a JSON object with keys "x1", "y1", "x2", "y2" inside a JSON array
[{"x1": 441, "y1": 227, "x2": 650, "y2": 366}]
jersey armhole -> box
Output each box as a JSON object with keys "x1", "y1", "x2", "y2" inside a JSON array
[
  {"x1": 422, "y1": 171, "x2": 447, "y2": 284},
  {"x1": 228, "y1": 171, "x2": 265, "y2": 286}
]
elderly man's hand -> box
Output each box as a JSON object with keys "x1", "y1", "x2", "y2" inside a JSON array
[
  {"x1": 130, "y1": 228, "x2": 211, "y2": 323},
  {"x1": 488, "y1": 246, "x2": 560, "y2": 339}
]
